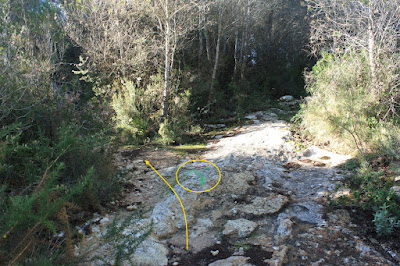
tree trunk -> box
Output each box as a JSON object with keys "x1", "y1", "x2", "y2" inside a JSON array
[
  {"x1": 161, "y1": 0, "x2": 170, "y2": 122},
  {"x1": 204, "y1": 26, "x2": 211, "y2": 63},
  {"x1": 223, "y1": 33, "x2": 227, "y2": 54},
  {"x1": 208, "y1": 7, "x2": 223, "y2": 105},
  {"x1": 368, "y1": 3, "x2": 377, "y2": 92},
  {"x1": 240, "y1": 0, "x2": 250, "y2": 81},
  {"x1": 198, "y1": 8, "x2": 204, "y2": 72},
  {"x1": 204, "y1": 9, "x2": 211, "y2": 63},
  {"x1": 233, "y1": 29, "x2": 239, "y2": 81}
]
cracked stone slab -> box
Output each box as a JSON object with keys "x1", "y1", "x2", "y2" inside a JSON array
[{"x1": 239, "y1": 194, "x2": 289, "y2": 216}]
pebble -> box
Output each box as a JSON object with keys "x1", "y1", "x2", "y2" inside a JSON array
[
  {"x1": 211, "y1": 250, "x2": 219, "y2": 256},
  {"x1": 126, "y1": 205, "x2": 137, "y2": 211}
]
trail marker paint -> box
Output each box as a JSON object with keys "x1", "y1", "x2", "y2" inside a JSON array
[
  {"x1": 145, "y1": 159, "x2": 221, "y2": 250},
  {"x1": 176, "y1": 159, "x2": 221, "y2": 193}
]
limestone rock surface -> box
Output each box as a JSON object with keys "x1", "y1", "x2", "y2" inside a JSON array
[
  {"x1": 222, "y1": 218, "x2": 258, "y2": 238},
  {"x1": 239, "y1": 194, "x2": 289, "y2": 216},
  {"x1": 129, "y1": 236, "x2": 168, "y2": 266}
]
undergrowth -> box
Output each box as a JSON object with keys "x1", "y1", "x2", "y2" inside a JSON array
[
  {"x1": 332, "y1": 159, "x2": 400, "y2": 236},
  {"x1": 0, "y1": 123, "x2": 120, "y2": 264},
  {"x1": 296, "y1": 50, "x2": 400, "y2": 236}
]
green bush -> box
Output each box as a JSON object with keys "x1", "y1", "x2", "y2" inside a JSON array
[
  {"x1": 332, "y1": 161, "x2": 400, "y2": 236},
  {"x1": 86, "y1": 211, "x2": 153, "y2": 266},
  {"x1": 295, "y1": 51, "x2": 400, "y2": 155},
  {"x1": 111, "y1": 76, "x2": 161, "y2": 143},
  {"x1": 159, "y1": 89, "x2": 191, "y2": 145},
  {"x1": 0, "y1": 122, "x2": 118, "y2": 264},
  {"x1": 299, "y1": 51, "x2": 400, "y2": 236},
  {"x1": 112, "y1": 75, "x2": 192, "y2": 145},
  {"x1": 373, "y1": 203, "x2": 400, "y2": 236}
]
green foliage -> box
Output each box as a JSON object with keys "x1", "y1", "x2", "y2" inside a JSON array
[
  {"x1": 102, "y1": 211, "x2": 152, "y2": 266},
  {"x1": 0, "y1": 122, "x2": 118, "y2": 264},
  {"x1": 295, "y1": 51, "x2": 400, "y2": 155},
  {"x1": 351, "y1": 168, "x2": 397, "y2": 213},
  {"x1": 111, "y1": 76, "x2": 161, "y2": 143},
  {"x1": 158, "y1": 120, "x2": 174, "y2": 145},
  {"x1": 0, "y1": 0, "x2": 65, "y2": 125},
  {"x1": 373, "y1": 203, "x2": 400, "y2": 236},
  {"x1": 332, "y1": 161, "x2": 400, "y2": 236},
  {"x1": 160, "y1": 89, "x2": 192, "y2": 144},
  {"x1": 111, "y1": 75, "x2": 192, "y2": 145}
]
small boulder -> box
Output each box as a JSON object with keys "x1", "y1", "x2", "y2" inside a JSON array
[
  {"x1": 129, "y1": 236, "x2": 168, "y2": 266},
  {"x1": 264, "y1": 245, "x2": 288, "y2": 266},
  {"x1": 333, "y1": 188, "x2": 351, "y2": 199},
  {"x1": 223, "y1": 171, "x2": 255, "y2": 196},
  {"x1": 279, "y1": 95, "x2": 294, "y2": 102},
  {"x1": 274, "y1": 218, "x2": 294, "y2": 244},
  {"x1": 240, "y1": 194, "x2": 289, "y2": 216},
  {"x1": 126, "y1": 205, "x2": 137, "y2": 211},
  {"x1": 190, "y1": 218, "x2": 214, "y2": 238},
  {"x1": 392, "y1": 186, "x2": 400, "y2": 197},
  {"x1": 222, "y1": 218, "x2": 258, "y2": 238},
  {"x1": 244, "y1": 114, "x2": 258, "y2": 120}
]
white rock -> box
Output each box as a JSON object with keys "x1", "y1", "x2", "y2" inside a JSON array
[
  {"x1": 211, "y1": 250, "x2": 219, "y2": 256},
  {"x1": 279, "y1": 95, "x2": 294, "y2": 102},
  {"x1": 264, "y1": 245, "x2": 288, "y2": 266},
  {"x1": 239, "y1": 194, "x2": 289, "y2": 216},
  {"x1": 222, "y1": 218, "x2": 258, "y2": 238},
  {"x1": 302, "y1": 146, "x2": 351, "y2": 167},
  {"x1": 151, "y1": 179, "x2": 214, "y2": 238},
  {"x1": 126, "y1": 164, "x2": 135, "y2": 171},
  {"x1": 204, "y1": 124, "x2": 218, "y2": 129},
  {"x1": 190, "y1": 218, "x2": 214, "y2": 238},
  {"x1": 268, "y1": 112, "x2": 278, "y2": 117},
  {"x1": 126, "y1": 205, "x2": 137, "y2": 211},
  {"x1": 100, "y1": 217, "x2": 111, "y2": 225},
  {"x1": 223, "y1": 171, "x2": 255, "y2": 196},
  {"x1": 129, "y1": 236, "x2": 168, "y2": 266},
  {"x1": 274, "y1": 218, "x2": 294, "y2": 244},
  {"x1": 244, "y1": 114, "x2": 257, "y2": 120},
  {"x1": 392, "y1": 186, "x2": 400, "y2": 197}
]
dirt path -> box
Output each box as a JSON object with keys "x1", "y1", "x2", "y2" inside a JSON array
[{"x1": 77, "y1": 110, "x2": 397, "y2": 266}]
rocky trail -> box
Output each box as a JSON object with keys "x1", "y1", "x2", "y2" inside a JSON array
[{"x1": 77, "y1": 108, "x2": 398, "y2": 265}]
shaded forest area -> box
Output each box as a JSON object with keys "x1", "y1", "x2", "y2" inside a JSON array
[{"x1": 1, "y1": 0, "x2": 400, "y2": 264}]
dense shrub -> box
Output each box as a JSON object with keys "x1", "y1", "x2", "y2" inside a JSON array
[
  {"x1": 333, "y1": 161, "x2": 400, "y2": 236},
  {"x1": 296, "y1": 50, "x2": 400, "y2": 236},
  {"x1": 111, "y1": 75, "x2": 192, "y2": 145},
  {"x1": 0, "y1": 121, "x2": 119, "y2": 264},
  {"x1": 111, "y1": 76, "x2": 161, "y2": 143},
  {"x1": 295, "y1": 51, "x2": 400, "y2": 155}
]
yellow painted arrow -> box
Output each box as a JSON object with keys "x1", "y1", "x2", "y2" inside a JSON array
[{"x1": 145, "y1": 160, "x2": 189, "y2": 250}]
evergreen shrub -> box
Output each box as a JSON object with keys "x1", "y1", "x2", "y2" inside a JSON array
[{"x1": 295, "y1": 51, "x2": 400, "y2": 155}]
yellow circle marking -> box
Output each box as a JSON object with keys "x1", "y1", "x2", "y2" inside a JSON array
[{"x1": 176, "y1": 159, "x2": 221, "y2": 193}]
